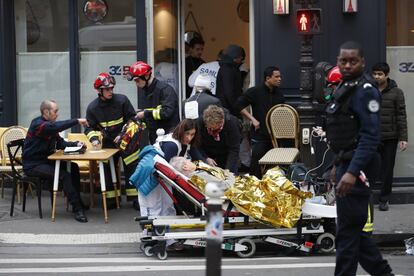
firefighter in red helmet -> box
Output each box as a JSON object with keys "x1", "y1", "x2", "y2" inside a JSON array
[
  {"x1": 84, "y1": 72, "x2": 138, "y2": 208},
  {"x1": 127, "y1": 61, "x2": 179, "y2": 144}
]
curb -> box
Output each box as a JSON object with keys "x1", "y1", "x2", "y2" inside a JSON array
[{"x1": 373, "y1": 233, "x2": 414, "y2": 248}]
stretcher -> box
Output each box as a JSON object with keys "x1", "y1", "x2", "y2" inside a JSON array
[{"x1": 135, "y1": 155, "x2": 337, "y2": 260}]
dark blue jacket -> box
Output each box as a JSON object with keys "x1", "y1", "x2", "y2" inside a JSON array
[{"x1": 23, "y1": 116, "x2": 78, "y2": 170}]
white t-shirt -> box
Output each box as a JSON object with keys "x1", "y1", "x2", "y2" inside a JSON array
[{"x1": 188, "y1": 61, "x2": 220, "y2": 96}]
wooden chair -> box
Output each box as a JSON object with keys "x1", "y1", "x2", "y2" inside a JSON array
[
  {"x1": 258, "y1": 104, "x2": 300, "y2": 173},
  {"x1": 7, "y1": 138, "x2": 45, "y2": 218},
  {"x1": 67, "y1": 132, "x2": 100, "y2": 207},
  {"x1": 0, "y1": 126, "x2": 9, "y2": 198},
  {"x1": 0, "y1": 126, "x2": 28, "y2": 202}
]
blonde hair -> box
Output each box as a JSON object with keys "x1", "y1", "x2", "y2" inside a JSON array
[{"x1": 202, "y1": 105, "x2": 224, "y2": 127}]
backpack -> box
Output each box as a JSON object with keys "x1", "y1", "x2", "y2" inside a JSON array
[{"x1": 116, "y1": 118, "x2": 147, "y2": 165}]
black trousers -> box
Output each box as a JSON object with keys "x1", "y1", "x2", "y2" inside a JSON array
[
  {"x1": 250, "y1": 139, "x2": 273, "y2": 178},
  {"x1": 25, "y1": 161, "x2": 82, "y2": 211},
  {"x1": 379, "y1": 139, "x2": 398, "y2": 203},
  {"x1": 335, "y1": 156, "x2": 392, "y2": 276}
]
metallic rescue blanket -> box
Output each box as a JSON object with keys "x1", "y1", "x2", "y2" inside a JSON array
[{"x1": 224, "y1": 167, "x2": 312, "y2": 228}]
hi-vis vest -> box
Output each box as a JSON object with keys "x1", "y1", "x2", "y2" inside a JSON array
[
  {"x1": 153, "y1": 133, "x2": 191, "y2": 160},
  {"x1": 117, "y1": 119, "x2": 146, "y2": 166}
]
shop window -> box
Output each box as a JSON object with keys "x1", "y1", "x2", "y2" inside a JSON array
[
  {"x1": 386, "y1": 0, "x2": 414, "y2": 178},
  {"x1": 15, "y1": 0, "x2": 70, "y2": 127},
  {"x1": 153, "y1": 0, "x2": 179, "y2": 95},
  {"x1": 79, "y1": 0, "x2": 138, "y2": 116}
]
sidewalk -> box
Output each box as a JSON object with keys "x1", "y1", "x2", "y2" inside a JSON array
[{"x1": 0, "y1": 187, "x2": 413, "y2": 246}]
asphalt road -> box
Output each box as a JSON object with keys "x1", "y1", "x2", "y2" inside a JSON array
[{"x1": 0, "y1": 243, "x2": 410, "y2": 275}]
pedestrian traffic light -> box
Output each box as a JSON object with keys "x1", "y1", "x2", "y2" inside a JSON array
[{"x1": 296, "y1": 8, "x2": 322, "y2": 35}]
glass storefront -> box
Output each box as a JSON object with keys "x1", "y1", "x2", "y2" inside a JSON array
[
  {"x1": 15, "y1": 0, "x2": 70, "y2": 127},
  {"x1": 79, "y1": 0, "x2": 138, "y2": 116},
  {"x1": 153, "y1": 0, "x2": 179, "y2": 95},
  {"x1": 386, "y1": 0, "x2": 414, "y2": 178}
]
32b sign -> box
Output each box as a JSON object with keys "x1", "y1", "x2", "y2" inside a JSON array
[{"x1": 399, "y1": 62, "x2": 414, "y2": 73}]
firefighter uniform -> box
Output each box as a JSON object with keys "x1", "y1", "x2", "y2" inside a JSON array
[
  {"x1": 325, "y1": 75, "x2": 393, "y2": 276},
  {"x1": 85, "y1": 93, "x2": 137, "y2": 204},
  {"x1": 141, "y1": 78, "x2": 180, "y2": 144}
]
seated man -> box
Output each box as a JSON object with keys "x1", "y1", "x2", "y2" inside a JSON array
[{"x1": 23, "y1": 100, "x2": 89, "y2": 223}]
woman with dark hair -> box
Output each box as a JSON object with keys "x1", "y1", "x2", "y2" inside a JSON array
[{"x1": 154, "y1": 118, "x2": 203, "y2": 162}]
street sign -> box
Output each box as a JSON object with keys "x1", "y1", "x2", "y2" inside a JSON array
[{"x1": 296, "y1": 8, "x2": 322, "y2": 35}]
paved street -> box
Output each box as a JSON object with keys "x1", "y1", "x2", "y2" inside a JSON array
[
  {"x1": 0, "y1": 188, "x2": 413, "y2": 275},
  {"x1": 0, "y1": 244, "x2": 410, "y2": 275}
]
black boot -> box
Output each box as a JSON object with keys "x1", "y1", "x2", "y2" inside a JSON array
[{"x1": 73, "y1": 209, "x2": 88, "y2": 223}]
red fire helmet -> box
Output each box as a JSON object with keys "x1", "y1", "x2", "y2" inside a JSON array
[
  {"x1": 126, "y1": 61, "x2": 152, "y2": 81},
  {"x1": 93, "y1": 72, "x2": 116, "y2": 90}
]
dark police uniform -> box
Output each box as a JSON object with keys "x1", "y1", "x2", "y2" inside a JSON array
[
  {"x1": 85, "y1": 93, "x2": 137, "y2": 203},
  {"x1": 325, "y1": 74, "x2": 393, "y2": 276},
  {"x1": 23, "y1": 117, "x2": 84, "y2": 212}
]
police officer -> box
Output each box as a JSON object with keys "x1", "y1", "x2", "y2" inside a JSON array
[
  {"x1": 325, "y1": 41, "x2": 394, "y2": 276},
  {"x1": 127, "y1": 61, "x2": 179, "y2": 144},
  {"x1": 85, "y1": 72, "x2": 137, "y2": 207}
]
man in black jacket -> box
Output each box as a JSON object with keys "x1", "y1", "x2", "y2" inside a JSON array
[
  {"x1": 216, "y1": 44, "x2": 245, "y2": 117},
  {"x1": 236, "y1": 66, "x2": 285, "y2": 177},
  {"x1": 128, "y1": 61, "x2": 180, "y2": 144},
  {"x1": 198, "y1": 105, "x2": 241, "y2": 174},
  {"x1": 185, "y1": 37, "x2": 205, "y2": 98},
  {"x1": 372, "y1": 62, "x2": 408, "y2": 211},
  {"x1": 23, "y1": 100, "x2": 89, "y2": 222}
]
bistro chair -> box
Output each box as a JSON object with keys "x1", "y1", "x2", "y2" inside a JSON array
[
  {"x1": 258, "y1": 104, "x2": 300, "y2": 172},
  {"x1": 7, "y1": 138, "x2": 45, "y2": 218},
  {"x1": 0, "y1": 126, "x2": 28, "y2": 201}
]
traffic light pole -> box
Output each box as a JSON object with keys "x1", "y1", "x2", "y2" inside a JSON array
[{"x1": 295, "y1": 0, "x2": 319, "y2": 167}]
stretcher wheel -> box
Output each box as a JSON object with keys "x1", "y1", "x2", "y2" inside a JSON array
[
  {"x1": 157, "y1": 251, "x2": 168, "y2": 260},
  {"x1": 316, "y1": 233, "x2": 335, "y2": 253},
  {"x1": 144, "y1": 246, "x2": 154, "y2": 257},
  {"x1": 310, "y1": 221, "x2": 321, "y2": 230},
  {"x1": 154, "y1": 226, "x2": 166, "y2": 236},
  {"x1": 236, "y1": 238, "x2": 256, "y2": 258}
]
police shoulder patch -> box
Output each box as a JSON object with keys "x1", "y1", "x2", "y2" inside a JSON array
[
  {"x1": 368, "y1": 100, "x2": 380, "y2": 113},
  {"x1": 363, "y1": 83, "x2": 373, "y2": 89}
]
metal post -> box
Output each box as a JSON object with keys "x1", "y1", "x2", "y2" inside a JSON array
[{"x1": 205, "y1": 182, "x2": 224, "y2": 276}]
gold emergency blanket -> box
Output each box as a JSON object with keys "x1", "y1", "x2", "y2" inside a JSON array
[
  {"x1": 189, "y1": 161, "x2": 229, "y2": 193},
  {"x1": 224, "y1": 167, "x2": 312, "y2": 228}
]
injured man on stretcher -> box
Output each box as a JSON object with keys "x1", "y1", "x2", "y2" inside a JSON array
[{"x1": 131, "y1": 147, "x2": 316, "y2": 230}]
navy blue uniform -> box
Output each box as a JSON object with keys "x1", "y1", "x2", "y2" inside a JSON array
[
  {"x1": 23, "y1": 117, "x2": 83, "y2": 211},
  {"x1": 85, "y1": 93, "x2": 137, "y2": 202},
  {"x1": 326, "y1": 79, "x2": 393, "y2": 276},
  {"x1": 142, "y1": 79, "x2": 180, "y2": 144}
]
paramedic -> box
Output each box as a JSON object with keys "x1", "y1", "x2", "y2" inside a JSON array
[
  {"x1": 127, "y1": 61, "x2": 180, "y2": 144},
  {"x1": 23, "y1": 100, "x2": 89, "y2": 223},
  {"x1": 325, "y1": 41, "x2": 394, "y2": 276},
  {"x1": 133, "y1": 119, "x2": 202, "y2": 251},
  {"x1": 85, "y1": 72, "x2": 137, "y2": 207}
]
